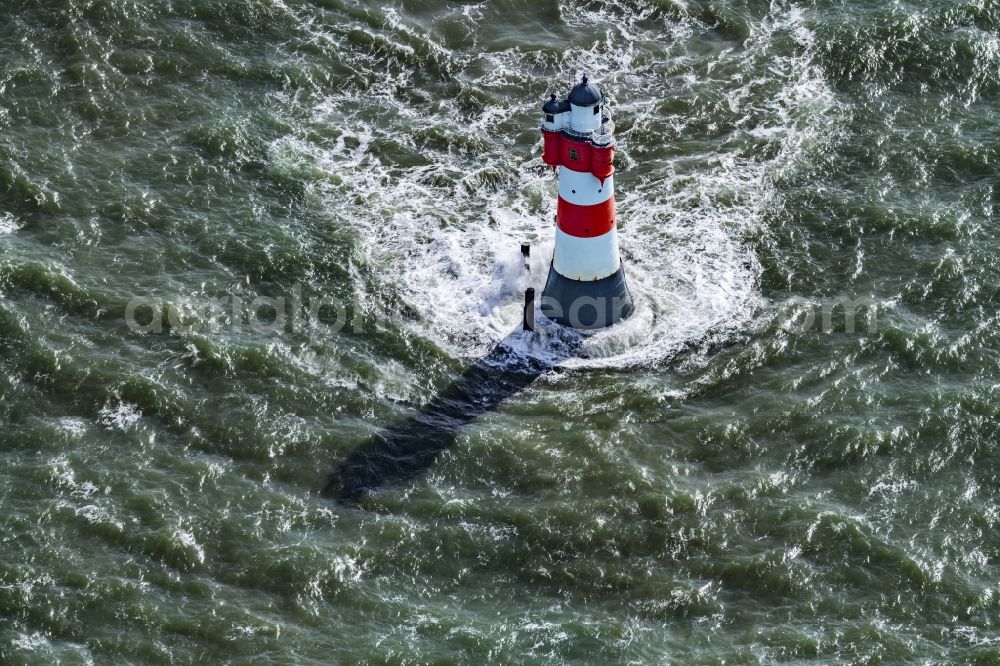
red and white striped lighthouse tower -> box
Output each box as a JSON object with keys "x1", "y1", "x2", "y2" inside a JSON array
[{"x1": 539, "y1": 75, "x2": 634, "y2": 329}]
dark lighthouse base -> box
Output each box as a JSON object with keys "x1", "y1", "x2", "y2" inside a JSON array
[{"x1": 540, "y1": 263, "x2": 635, "y2": 330}]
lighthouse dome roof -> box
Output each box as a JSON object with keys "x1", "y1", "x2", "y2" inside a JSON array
[
  {"x1": 568, "y1": 75, "x2": 602, "y2": 106},
  {"x1": 542, "y1": 94, "x2": 570, "y2": 114}
]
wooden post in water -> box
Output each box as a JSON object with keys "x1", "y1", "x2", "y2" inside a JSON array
[{"x1": 523, "y1": 288, "x2": 535, "y2": 332}]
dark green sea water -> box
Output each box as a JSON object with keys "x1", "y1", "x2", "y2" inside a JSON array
[{"x1": 1, "y1": 0, "x2": 999, "y2": 663}]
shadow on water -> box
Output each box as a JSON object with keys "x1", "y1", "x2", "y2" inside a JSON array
[{"x1": 323, "y1": 330, "x2": 578, "y2": 500}]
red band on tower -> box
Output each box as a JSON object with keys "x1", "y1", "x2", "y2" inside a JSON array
[
  {"x1": 559, "y1": 137, "x2": 593, "y2": 173},
  {"x1": 542, "y1": 129, "x2": 561, "y2": 167},
  {"x1": 557, "y1": 196, "x2": 616, "y2": 238}
]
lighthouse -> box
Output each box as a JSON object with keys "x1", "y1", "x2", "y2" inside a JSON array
[{"x1": 539, "y1": 75, "x2": 634, "y2": 330}]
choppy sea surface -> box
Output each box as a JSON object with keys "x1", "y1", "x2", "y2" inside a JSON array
[{"x1": 1, "y1": 0, "x2": 998, "y2": 662}]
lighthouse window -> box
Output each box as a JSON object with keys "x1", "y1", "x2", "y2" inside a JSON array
[
  {"x1": 545, "y1": 113, "x2": 554, "y2": 123},
  {"x1": 569, "y1": 148, "x2": 579, "y2": 161},
  {"x1": 593, "y1": 105, "x2": 600, "y2": 115}
]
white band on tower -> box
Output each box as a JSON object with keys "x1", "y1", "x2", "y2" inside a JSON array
[{"x1": 558, "y1": 168, "x2": 614, "y2": 207}]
